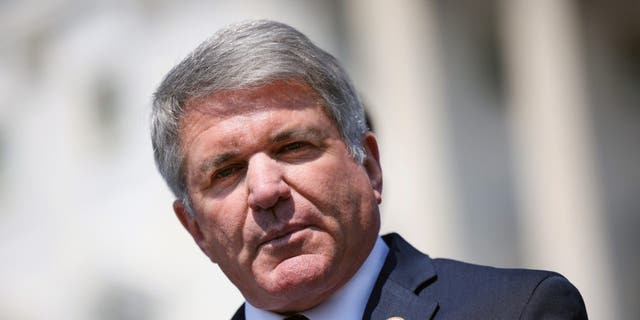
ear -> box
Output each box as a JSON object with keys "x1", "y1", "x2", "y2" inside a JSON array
[
  {"x1": 173, "y1": 199, "x2": 217, "y2": 263},
  {"x1": 361, "y1": 132, "x2": 383, "y2": 204}
]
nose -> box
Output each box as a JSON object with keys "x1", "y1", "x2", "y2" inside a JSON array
[{"x1": 246, "y1": 153, "x2": 291, "y2": 211}]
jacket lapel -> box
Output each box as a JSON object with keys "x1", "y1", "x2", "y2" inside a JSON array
[
  {"x1": 363, "y1": 233, "x2": 439, "y2": 319},
  {"x1": 231, "y1": 304, "x2": 245, "y2": 320}
]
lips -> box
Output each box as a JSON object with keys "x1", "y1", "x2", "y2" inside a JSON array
[{"x1": 259, "y1": 224, "x2": 308, "y2": 248}]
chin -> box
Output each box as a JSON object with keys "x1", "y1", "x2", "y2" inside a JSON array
[
  {"x1": 251, "y1": 253, "x2": 337, "y2": 308},
  {"x1": 248, "y1": 247, "x2": 364, "y2": 312},
  {"x1": 254, "y1": 256, "x2": 337, "y2": 313},
  {"x1": 273, "y1": 253, "x2": 334, "y2": 289}
]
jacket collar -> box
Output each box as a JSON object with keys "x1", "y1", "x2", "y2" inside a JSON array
[{"x1": 362, "y1": 233, "x2": 439, "y2": 319}]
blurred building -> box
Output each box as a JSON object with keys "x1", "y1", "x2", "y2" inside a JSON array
[{"x1": 1, "y1": 0, "x2": 638, "y2": 319}]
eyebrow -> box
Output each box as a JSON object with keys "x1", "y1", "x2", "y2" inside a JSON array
[
  {"x1": 197, "y1": 151, "x2": 239, "y2": 177},
  {"x1": 271, "y1": 127, "x2": 328, "y2": 143}
]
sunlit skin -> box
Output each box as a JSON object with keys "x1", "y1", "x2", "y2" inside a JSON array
[{"x1": 173, "y1": 81, "x2": 383, "y2": 313}]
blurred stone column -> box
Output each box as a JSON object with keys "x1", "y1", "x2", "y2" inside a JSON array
[
  {"x1": 343, "y1": 0, "x2": 462, "y2": 257},
  {"x1": 499, "y1": 1, "x2": 617, "y2": 318}
]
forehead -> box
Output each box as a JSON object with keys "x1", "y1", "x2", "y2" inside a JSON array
[
  {"x1": 178, "y1": 80, "x2": 335, "y2": 149},
  {"x1": 182, "y1": 81, "x2": 326, "y2": 121}
]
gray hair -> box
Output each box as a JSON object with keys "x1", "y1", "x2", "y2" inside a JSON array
[{"x1": 151, "y1": 20, "x2": 368, "y2": 208}]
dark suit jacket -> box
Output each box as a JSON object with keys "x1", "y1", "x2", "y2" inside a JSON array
[{"x1": 232, "y1": 233, "x2": 587, "y2": 319}]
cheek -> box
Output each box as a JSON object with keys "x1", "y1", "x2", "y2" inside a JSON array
[
  {"x1": 295, "y1": 152, "x2": 361, "y2": 185},
  {"x1": 319, "y1": 164, "x2": 378, "y2": 229},
  {"x1": 292, "y1": 160, "x2": 370, "y2": 217},
  {"x1": 197, "y1": 193, "x2": 249, "y2": 253}
]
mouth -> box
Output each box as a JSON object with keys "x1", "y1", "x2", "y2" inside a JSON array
[{"x1": 259, "y1": 224, "x2": 309, "y2": 248}]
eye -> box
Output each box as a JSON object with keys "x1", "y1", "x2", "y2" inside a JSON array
[
  {"x1": 212, "y1": 164, "x2": 244, "y2": 181},
  {"x1": 279, "y1": 141, "x2": 308, "y2": 153},
  {"x1": 276, "y1": 140, "x2": 323, "y2": 163}
]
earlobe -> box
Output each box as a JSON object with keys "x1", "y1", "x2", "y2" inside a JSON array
[
  {"x1": 362, "y1": 132, "x2": 383, "y2": 204},
  {"x1": 174, "y1": 199, "x2": 197, "y2": 235},
  {"x1": 173, "y1": 200, "x2": 213, "y2": 260}
]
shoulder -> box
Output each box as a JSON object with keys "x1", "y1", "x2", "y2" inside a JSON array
[
  {"x1": 432, "y1": 257, "x2": 559, "y2": 296},
  {"x1": 517, "y1": 273, "x2": 589, "y2": 319},
  {"x1": 431, "y1": 258, "x2": 587, "y2": 318},
  {"x1": 381, "y1": 233, "x2": 587, "y2": 319}
]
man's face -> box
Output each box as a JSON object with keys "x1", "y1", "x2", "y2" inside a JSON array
[{"x1": 174, "y1": 81, "x2": 382, "y2": 312}]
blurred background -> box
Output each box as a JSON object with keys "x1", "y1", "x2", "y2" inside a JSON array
[{"x1": 1, "y1": 0, "x2": 638, "y2": 319}]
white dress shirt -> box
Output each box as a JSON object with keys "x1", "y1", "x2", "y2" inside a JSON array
[{"x1": 245, "y1": 236, "x2": 390, "y2": 320}]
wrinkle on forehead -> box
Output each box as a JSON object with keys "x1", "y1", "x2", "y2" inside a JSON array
[
  {"x1": 178, "y1": 80, "x2": 328, "y2": 151},
  {"x1": 182, "y1": 80, "x2": 325, "y2": 121}
]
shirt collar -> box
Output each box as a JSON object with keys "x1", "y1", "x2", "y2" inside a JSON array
[{"x1": 245, "y1": 236, "x2": 389, "y2": 320}]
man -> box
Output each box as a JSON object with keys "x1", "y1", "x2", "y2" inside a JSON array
[{"x1": 151, "y1": 20, "x2": 587, "y2": 319}]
